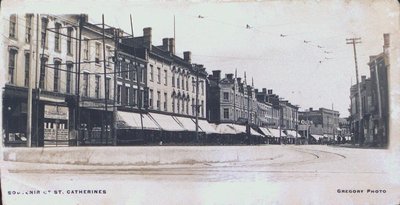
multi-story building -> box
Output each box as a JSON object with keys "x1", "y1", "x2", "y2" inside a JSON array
[
  {"x1": 3, "y1": 14, "x2": 116, "y2": 147},
  {"x1": 122, "y1": 28, "x2": 207, "y2": 119},
  {"x1": 349, "y1": 34, "x2": 390, "y2": 147},
  {"x1": 279, "y1": 100, "x2": 299, "y2": 131},
  {"x1": 207, "y1": 70, "x2": 257, "y2": 124},
  {"x1": 299, "y1": 107, "x2": 340, "y2": 137},
  {"x1": 255, "y1": 88, "x2": 280, "y2": 128},
  {"x1": 367, "y1": 33, "x2": 390, "y2": 146}
]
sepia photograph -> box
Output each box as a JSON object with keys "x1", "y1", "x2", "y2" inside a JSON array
[{"x1": 1, "y1": 0, "x2": 399, "y2": 204}]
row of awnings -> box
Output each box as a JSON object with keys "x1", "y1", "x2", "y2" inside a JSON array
[{"x1": 117, "y1": 111, "x2": 264, "y2": 136}]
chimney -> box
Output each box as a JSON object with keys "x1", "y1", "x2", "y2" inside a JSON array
[
  {"x1": 212, "y1": 70, "x2": 221, "y2": 81},
  {"x1": 237, "y1": 77, "x2": 242, "y2": 84},
  {"x1": 254, "y1": 89, "x2": 259, "y2": 93},
  {"x1": 143, "y1": 27, "x2": 152, "y2": 50},
  {"x1": 309, "y1": 108, "x2": 313, "y2": 111},
  {"x1": 183, "y1": 51, "x2": 192, "y2": 63},
  {"x1": 226, "y1": 73, "x2": 234, "y2": 80},
  {"x1": 262, "y1": 88, "x2": 267, "y2": 93},
  {"x1": 383, "y1": 33, "x2": 390, "y2": 53},
  {"x1": 361, "y1": 75, "x2": 366, "y2": 83},
  {"x1": 267, "y1": 89, "x2": 273, "y2": 94},
  {"x1": 169, "y1": 38, "x2": 175, "y2": 55},
  {"x1": 162, "y1": 38, "x2": 170, "y2": 51}
]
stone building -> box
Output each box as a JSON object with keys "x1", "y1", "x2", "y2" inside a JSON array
[{"x1": 299, "y1": 107, "x2": 340, "y2": 138}]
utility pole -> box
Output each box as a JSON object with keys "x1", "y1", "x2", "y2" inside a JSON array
[
  {"x1": 346, "y1": 37, "x2": 362, "y2": 146},
  {"x1": 130, "y1": 14, "x2": 145, "y2": 141},
  {"x1": 195, "y1": 64, "x2": 199, "y2": 143},
  {"x1": 233, "y1": 69, "x2": 237, "y2": 122},
  {"x1": 26, "y1": 14, "x2": 34, "y2": 147},
  {"x1": 34, "y1": 14, "x2": 40, "y2": 147},
  {"x1": 112, "y1": 28, "x2": 119, "y2": 146},
  {"x1": 76, "y1": 14, "x2": 83, "y2": 146},
  {"x1": 102, "y1": 14, "x2": 109, "y2": 145}
]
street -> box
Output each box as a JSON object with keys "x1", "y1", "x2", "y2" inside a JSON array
[{"x1": 2, "y1": 145, "x2": 400, "y2": 205}]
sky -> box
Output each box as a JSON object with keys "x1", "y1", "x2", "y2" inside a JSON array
[{"x1": 3, "y1": 0, "x2": 400, "y2": 117}]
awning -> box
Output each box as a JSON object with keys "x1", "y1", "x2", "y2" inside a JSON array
[
  {"x1": 286, "y1": 130, "x2": 301, "y2": 138},
  {"x1": 217, "y1": 124, "x2": 263, "y2": 136},
  {"x1": 173, "y1": 116, "x2": 197, "y2": 132},
  {"x1": 311, "y1": 134, "x2": 325, "y2": 140},
  {"x1": 269, "y1": 128, "x2": 286, "y2": 138},
  {"x1": 149, "y1": 113, "x2": 185, "y2": 131},
  {"x1": 196, "y1": 120, "x2": 218, "y2": 134},
  {"x1": 215, "y1": 123, "x2": 237, "y2": 134},
  {"x1": 117, "y1": 111, "x2": 160, "y2": 130},
  {"x1": 259, "y1": 127, "x2": 273, "y2": 137},
  {"x1": 324, "y1": 134, "x2": 335, "y2": 139}
]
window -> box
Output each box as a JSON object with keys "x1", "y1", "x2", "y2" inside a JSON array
[
  {"x1": 116, "y1": 61, "x2": 122, "y2": 77},
  {"x1": 172, "y1": 98, "x2": 175, "y2": 113},
  {"x1": 192, "y1": 77, "x2": 195, "y2": 93},
  {"x1": 147, "y1": 89, "x2": 152, "y2": 108},
  {"x1": 150, "y1": 65, "x2": 154, "y2": 81},
  {"x1": 24, "y1": 53, "x2": 30, "y2": 87},
  {"x1": 157, "y1": 91, "x2": 161, "y2": 110},
  {"x1": 224, "y1": 108, "x2": 229, "y2": 119},
  {"x1": 132, "y1": 65, "x2": 137, "y2": 81},
  {"x1": 186, "y1": 100, "x2": 189, "y2": 115},
  {"x1": 95, "y1": 75, "x2": 100, "y2": 99},
  {"x1": 182, "y1": 99, "x2": 185, "y2": 113},
  {"x1": 201, "y1": 100, "x2": 204, "y2": 117},
  {"x1": 192, "y1": 98, "x2": 195, "y2": 115},
  {"x1": 132, "y1": 89, "x2": 137, "y2": 106},
  {"x1": 106, "y1": 46, "x2": 112, "y2": 67},
  {"x1": 41, "y1": 18, "x2": 48, "y2": 48},
  {"x1": 201, "y1": 82, "x2": 204, "y2": 95},
  {"x1": 54, "y1": 61, "x2": 61, "y2": 92},
  {"x1": 140, "y1": 65, "x2": 145, "y2": 83},
  {"x1": 177, "y1": 98, "x2": 180, "y2": 114},
  {"x1": 67, "y1": 28, "x2": 73, "y2": 55},
  {"x1": 182, "y1": 77, "x2": 185, "y2": 90},
  {"x1": 95, "y1": 42, "x2": 101, "y2": 64},
  {"x1": 54, "y1": 23, "x2": 61, "y2": 51},
  {"x1": 172, "y1": 73, "x2": 175, "y2": 87},
  {"x1": 164, "y1": 93, "x2": 167, "y2": 111},
  {"x1": 186, "y1": 77, "x2": 189, "y2": 91},
  {"x1": 223, "y1": 92, "x2": 229, "y2": 101},
  {"x1": 157, "y1": 67, "x2": 161, "y2": 84},
  {"x1": 177, "y1": 75, "x2": 180, "y2": 89},
  {"x1": 25, "y1": 15, "x2": 32, "y2": 43},
  {"x1": 39, "y1": 57, "x2": 47, "y2": 89},
  {"x1": 8, "y1": 49, "x2": 17, "y2": 84},
  {"x1": 83, "y1": 38, "x2": 89, "y2": 60},
  {"x1": 66, "y1": 64, "x2": 73, "y2": 94},
  {"x1": 83, "y1": 72, "x2": 89, "y2": 97},
  {"x1": 9, "y1": 15, "x2": 17, "y2": 39},
  {"x1": 164, "y1": 70, "x2": 167, "y2": 85},
  {"x1": 125, "y1": 86, "x2": 130, "y2": 105},
  {"x1": 117, "y1": 85, "x2": 122, "y2": 104},
  {"x1": 106, "y1": 78, "x2": 111, "y2": 100}
]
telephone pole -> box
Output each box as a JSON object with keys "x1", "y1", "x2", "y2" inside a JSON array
[{"x1": 346, "y1": 37, "x2": 362, "y2": 146}]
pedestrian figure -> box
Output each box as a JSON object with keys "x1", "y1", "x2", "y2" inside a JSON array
[{"x1": 159, "y1": 141, "x2": 163, "y2": 146}]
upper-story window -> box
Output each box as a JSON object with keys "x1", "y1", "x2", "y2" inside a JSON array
[
  {"x1": 66, "y1": 63, "x2": 73, "y2": 94},
  {"x1": 117, "y1": 85, "x2": 122, "y2": 104},
  {"x1": 54, "y1": 23, "x2": 61, "y2": 52},
  {"x1": 83, "y1": 38, "x2": 89, "y2": 60},
  {"x1": 106, "y1": 78, "x2": 111, "y2": 100},
  {"x1": 150, "y1": 65, "x2": 154, "y2": 81},
  {"x1": 182, "y1": 77, "x2": 185, "y2": 90},
  {"x1": 82, "y1": 72, "x2": 89, "y2": 97},
  {"x1": 95, "y1": 42, "x2": 101, "y2": 64},
  {"x1": 95, "y1": 75, "x2": 101, "y2": 99},
  {"x1": 164, "y1": 92, "x2": 168, "y2": 111},
  {"x1": 24, "y1": 52, "x2": 30, "y2": 87},
  {"x1": 25, "y1": 15, "x2": 33, "y2": 43},
  {"x1": 186, "y1": 77, "x2": 189, "y2": 91},
  {"x1": 106, "y1": 45, "x2": 112, "y2": 67},
  {"x1": 149, "y1": 89, "x2": 153, "y2": 108},
  {"x1": 164, "y1": 70, "x2": 167, "y2": 85},
  {"x1": 67, "y1": 28, "x2": 73, "y2": 55},
  {"x1": 157, "y1": 67, "x2": 161, "y2": 84},
  {"x1": 53, "y1": 60, "x2": 61, "y2": 92},
  {"x1": 177, "y1": 75, "x2": 180, "y2": 89},
  {"x1": 172, "y1": 73, "x2": 175, "y2": 87},
  {"x1": 41, "y1": 17, "x2": 48, "y2": 48},
  {"x1": 223, "y1": 92, "x2": 229, "y2": 101},
  {"x1": 8, "y1": 49, "x2": 18, "y2": 84},
  {"x1": 9, "y1": 15, "x2": 17, "y2": 39}
]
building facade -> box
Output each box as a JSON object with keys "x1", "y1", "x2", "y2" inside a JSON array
[
  {"x1": 299, "y1": 107, "x2": 340, "y2": 137},
  {"x1": 207, "y1": 70, "x2": 257, "y2": 125}
]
